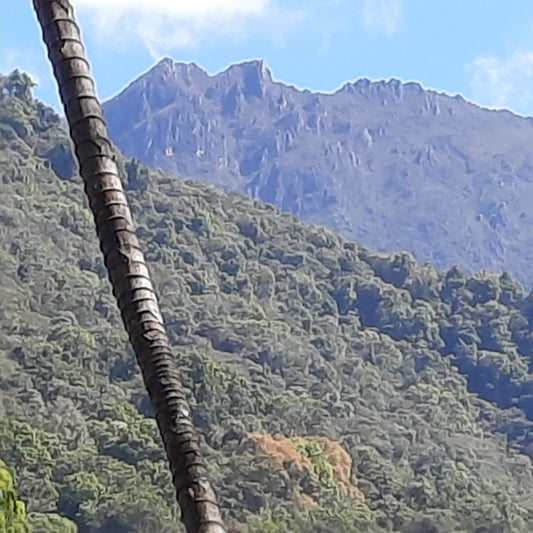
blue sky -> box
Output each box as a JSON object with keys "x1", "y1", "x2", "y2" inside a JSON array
[{"x1": 3, "y1": 0, "x2": 533, "y2": 117}]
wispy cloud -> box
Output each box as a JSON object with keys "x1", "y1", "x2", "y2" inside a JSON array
[
  {"x1": 75, "y1": 0, "x2": 304, "y2": 57},
  {"x1": 467, "y1": 51, "x2": 533, "y2": 116},
  {"x1": 362, "y1": 0, "x2": 402, "y2": 35}
]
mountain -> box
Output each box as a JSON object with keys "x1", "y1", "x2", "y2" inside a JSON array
[
  {"x1": 103, "y1": 58, "x2": 533, "y2": 288},
  {"x1": 3, "y1": 72, "x2": 533, "y2": 532}
]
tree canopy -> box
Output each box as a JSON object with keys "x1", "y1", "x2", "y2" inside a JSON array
[{"x1": 1, "y1": 73, "x2": 533, "y2": 532}]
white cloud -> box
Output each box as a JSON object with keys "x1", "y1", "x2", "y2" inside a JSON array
[
  {"x1": 74, "y1": 0, "x2": 302, "y2": 57},
  {"x1": 362, "y1": 0, "x2": 402, "y2": 35},
  {"x1": 1, "y1": 48, "x2": 43, "y2": 84},
  {"x1": 467, "y1": 51, "x2": 533, "y2": 116}
]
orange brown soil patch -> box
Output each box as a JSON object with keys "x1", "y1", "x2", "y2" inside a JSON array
[{"x1": 249, "y1": 432, "x2": 365, "y2": 501}]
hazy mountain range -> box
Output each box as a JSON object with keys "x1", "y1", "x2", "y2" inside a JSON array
[{"x1": 103, "y1": 58, "x2": 533, "y2": 287}]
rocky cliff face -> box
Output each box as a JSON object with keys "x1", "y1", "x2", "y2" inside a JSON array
[{"x1": 103, "y1": 58, "x2": 533, "y2": 286}]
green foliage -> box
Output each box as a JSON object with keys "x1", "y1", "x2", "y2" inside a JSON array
[
  {"x1": 27, "y1": 512, "x2": 78, "y2": 533},
  {"x1": 308, "y1": 503, "x2": 373, "y2": 532},
  {"x1": 291, "y1": 439, "x2": 336, "y2": 490},
  {"x1": 0, "y1": 459, "x2": 28, "y2": 533},
  {"x1": 1, "y1": 71, "x2": 35, "y2": 102},
  {"x1": 2, "y1": 73, "x2": 533, "y2": 532}
]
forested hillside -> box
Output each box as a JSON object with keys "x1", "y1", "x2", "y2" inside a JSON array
[{"x1": 2, "y1": 71, "x2": 533, "y2": 532}]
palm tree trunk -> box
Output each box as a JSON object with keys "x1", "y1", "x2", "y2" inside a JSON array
[{"x1": 32, "y1": 2, "x2": 226, "y2": 532}]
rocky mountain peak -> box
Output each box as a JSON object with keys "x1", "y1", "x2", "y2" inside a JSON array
[
  {"x1": 339, "y1": 77, "x2": 427, "y2": 106},
  {"x1": 103, "y1": 59, "x2": 533, "y2": 286},
  {"x1": 148, "y1": 57, "x2": 209, "y2": 87},
  {"x1": 220, "y1": 59, "x2": 273, "y2": 99}
]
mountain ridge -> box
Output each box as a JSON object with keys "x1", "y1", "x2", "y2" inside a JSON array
[
  {"x1": 104, "y1": 57, "x2": 533, "y2": 288},
  {"x1": 117, "y1": 57, "x2": 527, "y2": 116}
]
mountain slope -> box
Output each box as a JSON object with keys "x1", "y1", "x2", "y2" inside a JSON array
[
  {"x1": 104, "y1": 58, "x2": 533, "y2": 287},
  {"x1": 2, "y1": 72, "x2": 533, "y2": 532}
]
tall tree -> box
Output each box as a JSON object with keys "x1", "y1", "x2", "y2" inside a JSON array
[{"x1": 31, "y1": 2, "x2": 226, "y2": 532}]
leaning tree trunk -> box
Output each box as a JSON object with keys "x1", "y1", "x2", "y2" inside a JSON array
[{"x1": 32, "y1": 2, "x2": 227, "y2": 532}]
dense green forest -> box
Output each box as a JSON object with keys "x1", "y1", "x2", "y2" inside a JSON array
[{"x1": 1, "y1": 70, "x2": 533, "y2": 532}]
